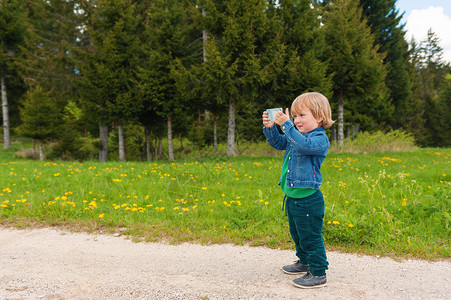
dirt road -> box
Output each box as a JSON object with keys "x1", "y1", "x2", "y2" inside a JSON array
[{"x1": 1, "y1": 227, "x2": 449, "y2": 299}]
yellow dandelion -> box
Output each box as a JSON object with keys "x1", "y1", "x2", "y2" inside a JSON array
[
  {"x1": 98, "y1": 214, "x2": 104, "y2": 219},
  {"x1": 348, "y1": 223, "x2": 354, "y2": 228},
  {"x1": 332, "y1": 221, "x2": 340, "y2": 225}
]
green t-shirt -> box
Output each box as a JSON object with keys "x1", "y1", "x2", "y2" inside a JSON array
[{"x1": 280, "y1": 150, "x2": 316, "y2": 198}]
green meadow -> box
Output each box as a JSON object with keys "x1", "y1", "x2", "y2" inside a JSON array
[{"x1": 0, "y1": 144, "x2": 449, "y2": 260}]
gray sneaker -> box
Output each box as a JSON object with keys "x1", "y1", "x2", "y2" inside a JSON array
[
  {"x1": 281, "y1": 260, "x2": 309, "y2": 275},
  {"x1": 293, "y1": 272, "x2": 327, "y2": 289}
]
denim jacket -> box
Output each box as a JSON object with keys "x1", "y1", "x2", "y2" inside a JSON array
[{"x1": 263, "y1": 120, "x2": 329, "y2": 190}]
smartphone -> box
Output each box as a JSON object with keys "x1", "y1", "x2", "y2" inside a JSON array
[{"x1": 266, "y1": 108, "x2": 282, "y2": 121}]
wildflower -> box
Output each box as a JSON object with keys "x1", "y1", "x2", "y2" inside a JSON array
[
  {"x1": 348, "y1": 223, "x2": 354, "y2": 228},
  {"x1": 98, "y1": 214, "x2": 104, "y2": 219},
  {"x1": 202, "y1": 187, "x2": 208, "y2": 190},
  {"x1": 332, "y1": 221, "x2": 340, "y2": 225}
]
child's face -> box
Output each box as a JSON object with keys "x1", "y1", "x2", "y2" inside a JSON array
[{"x1": 292, "y1": 106, "x2": 322, "y2": 134}]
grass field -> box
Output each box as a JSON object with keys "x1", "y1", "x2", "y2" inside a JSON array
[{"x1": 0, "y1": 143, "x2": 449, "y2": 260}]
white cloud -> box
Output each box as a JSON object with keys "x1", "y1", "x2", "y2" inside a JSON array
[{"x1": 405, "y1": 6, "x2": 451, "y2": 63}]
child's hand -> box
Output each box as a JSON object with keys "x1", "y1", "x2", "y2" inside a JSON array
[
  {"x1": 262, "y1": 111, "x2": 275, "y2": 127},
  {"x1": 275, "y1": 108, "x2": 290, "y2": 126}
]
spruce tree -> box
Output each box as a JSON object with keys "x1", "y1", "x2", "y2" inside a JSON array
[
  {"x1": 322, "y1": 0, "x2": 388, "y2": 145},
  {"x1": 77, "y1": 0, "x2": 143, "y2": 161},
  {"x1": 16, "y1": 87, "x2": 60, "y2": 160},
  {"x1": 410, "y1": 30, "x2": 450, "y2": 146},
  {"x1": 0, "y1": 0, "x2": 27, "y2": 149},
  {"x1": 199, "y1": 0, "x2": 276, "y2": 155},
  {"x1": 137, "y1": 0, "x2": 195, "y2": 160},
  {"x1": 360, "y1": 0, "x2": 411, "y2": 129},
  {"x1": 270, "y1": 0, "x2": 332, "y2": 110}
]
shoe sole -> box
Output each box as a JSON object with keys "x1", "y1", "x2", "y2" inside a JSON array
[
  {"x1": 292, "y1": 281, "x2": 327, "y2": 289},
  {"x1": 281, "y1": 268, "x2": 308, "y2": 275}
]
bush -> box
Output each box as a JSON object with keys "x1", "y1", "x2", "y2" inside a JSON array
[{"x1": 330, "y1": 129, "x2": 418, "y2": 154}]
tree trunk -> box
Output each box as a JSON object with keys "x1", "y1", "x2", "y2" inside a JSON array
[
  {"x1": 145, "y1": 127, "x2": 151, "y2": 161},
  {"x1": 202, "y1": 8, "x2": 207, "y2": 63},
  {"x1": 99, "y1": 122, "x2": 108, "y2": 162},
  {"x1": 226, "y1": 98, "x2": 236, "y2": 156},
  {"x1": 118, "y1": 123, "x2": 125, "y2": 161},
  {"x1": 167, "y1": 114, "x2": 174, "y2": 160},
  {"x1": 213, "y1": 113, "x2": 218, "y2": 155},
  {"x1": 154, "y1": 136, "x2": 158, "y2": 159},
  {"x1": 1, "y1": 76, "x2": 10, "y2": 149},
  {"x1": 158, "y1": 137, "x2": 162, "y2": 157},
  {"x1": 338, "y1": 89, "x2": 344, "y2": 146},
  {"x1": 32, "y1": 140, "x2": 36, "y2": 160},
  {"x1": 38, "y1": 140, "x2": 45, "y2": 161}
]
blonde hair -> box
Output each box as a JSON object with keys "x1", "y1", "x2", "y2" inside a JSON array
[{"x1": 291, "y1": 92, "x2": 335, "y2": 129}]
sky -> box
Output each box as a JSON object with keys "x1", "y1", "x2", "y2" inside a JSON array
[{"x1": 396, "y1": 0, "x2": 451, "y2": 63}]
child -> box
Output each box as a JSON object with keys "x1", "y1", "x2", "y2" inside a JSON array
[{"x1": 262, "y1": 92, "x2": 334, "y2": 289}]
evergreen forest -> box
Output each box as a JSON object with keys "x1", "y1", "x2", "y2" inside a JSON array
[{"x1": 1, "y1": 0, "x2": 450, "y2": 161}]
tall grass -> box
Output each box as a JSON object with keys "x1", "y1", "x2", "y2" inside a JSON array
[
  {"x1": 329, "y1": 130, "x2": 418, "y2": 153},
  {"x1": 1, "y1": 144, "x2": 449, "y2": 260}
]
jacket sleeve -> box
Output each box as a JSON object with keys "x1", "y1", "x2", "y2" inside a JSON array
[
  {"x1": 280, "y1": 120, "x2": 329, "y2": 155},
  {"x1": 263, "y1": 124, "x2": 287, "y2": 150}
]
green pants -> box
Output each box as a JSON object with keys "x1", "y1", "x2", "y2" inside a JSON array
[{"x1": 285, "y1": 191, "x2": 329, "y2": 276}]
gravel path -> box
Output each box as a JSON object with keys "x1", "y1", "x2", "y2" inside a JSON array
[{"x1": 1, "y1": 227, "x2": 449, "y2": 300}]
